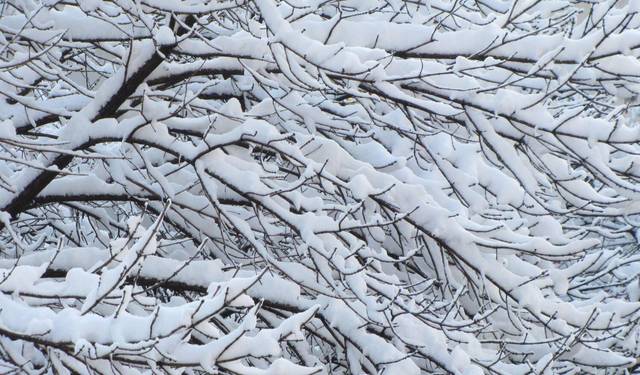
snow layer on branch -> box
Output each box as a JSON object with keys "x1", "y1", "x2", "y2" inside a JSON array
[{"x1": 3, "y1": 0, "x2": 640, "y2": 373}]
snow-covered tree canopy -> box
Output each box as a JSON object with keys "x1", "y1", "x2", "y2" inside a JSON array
[{"x1": 2, "y1": 0, "x2": 640, "y2": 373}]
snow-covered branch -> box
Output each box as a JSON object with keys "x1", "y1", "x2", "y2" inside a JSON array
[{"x1": 1, "y1": 0, "x2": 640, "y2": 373}]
